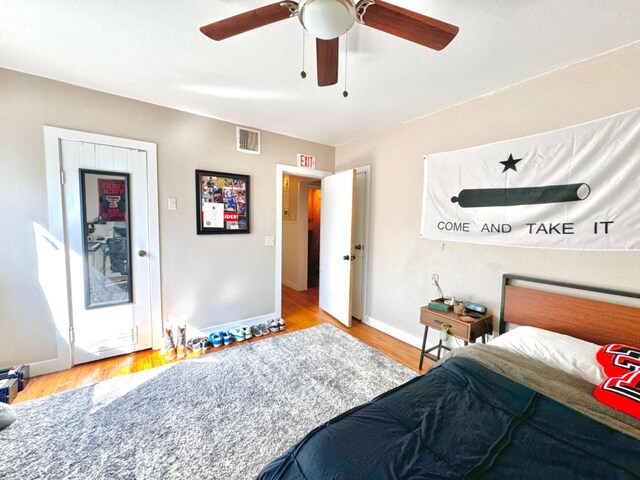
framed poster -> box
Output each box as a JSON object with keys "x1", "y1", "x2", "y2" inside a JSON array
[
  {"x1": 196, "y1": 169, "x2": 250, "y2": 234},
  {"x1": 97, "y1": 177, "x2": 127, "y2": 222}
]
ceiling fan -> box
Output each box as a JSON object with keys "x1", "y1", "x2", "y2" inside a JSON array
[{"x1": 200, "y1": 0, "x2": 459, "y2": 87}]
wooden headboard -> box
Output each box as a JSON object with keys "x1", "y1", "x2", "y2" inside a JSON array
[{"x1": 499, "y1": 274, "x2": 640, "y2": 345}]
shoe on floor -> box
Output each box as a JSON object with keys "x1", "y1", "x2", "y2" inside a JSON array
[
  {"x1": 278, "y1": 318, "x2": 286, "y2": 331},
  {"x1": 176, "y1": 325, "x2": 187, "y2": 359},
  {"x1": 251, "y1": 325, "x2": 263, "y2": 337},
  {"x1": 163, "y1": 327, "x2": 176, "y2": 361},
  {"x1": 209, "y1": 332, "x2": 223, "y2": 348},
  {"x1": 243, "y1": 326, "x2": 252, "y2": 340},
  {"x1": 268, "y1": 319, "x2": 279, "y2": 333},
  {"x1": 221, "y1": 331, "x2": 232, "y2": 345},
  {"x1": 231, "y1": 327, "x2": 245, "y2": 342},
  {"x1": 258, "y1": 323, "x2": 269, "y2": 336},
  {"x1": 188, "y1": 337, "x2": 211, "y2": 352}
]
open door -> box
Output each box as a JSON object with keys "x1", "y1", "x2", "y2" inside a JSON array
[{"x1": 319, "y1": 169, "x2": 356, "y2": 327}]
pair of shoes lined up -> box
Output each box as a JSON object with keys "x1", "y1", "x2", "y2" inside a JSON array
[
  {"x1": 163, "y1": 325, "x2": 187, "y2": 361},
  {"x1": 209, "y1": 318, "x2": 286, "y2": 347},
  {"x1": 269, "y1": 318, "x2": 286, "y2": 332},
  {"x1": 208, "y1": 331, "x2": 232, "y2": 348},
  {"x1": 251, "y1": 318, "x2": 286, "y2": 337},
  {"x1": 187, "y1": 337, "x2": 212, "y2": 353}
]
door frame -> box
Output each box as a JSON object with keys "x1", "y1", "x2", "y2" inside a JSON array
[
  {"x1": 274, "y1": 164, "x2": 371, "y2": 322},
  {"x1": 352, "y1": 166, "x2": 371, "y2": 322},
  {"x1": 275, "y1": 165, "x2": 332, "y2": 317},
  {"x1": 43, "y1": 126, "x2": 162, "y2": 372}
]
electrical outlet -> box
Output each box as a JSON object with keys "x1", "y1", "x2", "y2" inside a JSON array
[
  {"x1": 168, "y1": 197, "x2": 177, "y2": 210},
  {"x1": 264, "y1": 236, "x2": 275, "y2": 247},
  {"x1": 431, "y1": 274, "x2": 439, "y2": 285}
]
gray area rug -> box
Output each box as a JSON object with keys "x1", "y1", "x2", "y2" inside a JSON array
[{"x1": 0, "y1": 324, "x2": 415, "y2": 479}]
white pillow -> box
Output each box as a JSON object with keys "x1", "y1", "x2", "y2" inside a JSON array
[{"x1": 489, "y1": 326, "x2": 606, "y2": 385}]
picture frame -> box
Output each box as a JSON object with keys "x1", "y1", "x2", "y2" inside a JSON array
[
  {"x1": 79, "y1": 168, "x2": 133, "y2": 308},
  {"x1": 196, "y1": 169, "x2": 250, "y2": 235}
]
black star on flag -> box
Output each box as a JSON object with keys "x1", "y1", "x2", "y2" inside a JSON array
[{"x1": 500, "y1": 154, "x2": 522, "y2": 173}]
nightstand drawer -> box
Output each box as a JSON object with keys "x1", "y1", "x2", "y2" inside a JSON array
[{"x1": 420, "y1": 310, "x2": 468, "y2": 339}]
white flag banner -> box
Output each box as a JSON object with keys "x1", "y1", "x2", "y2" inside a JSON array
[{"x1": 420, "y1": 108, "x2": 640, "y2": 250}]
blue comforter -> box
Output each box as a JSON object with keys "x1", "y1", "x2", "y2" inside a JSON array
[{"x1": 258, "y1": 357, "x2": 640, "y2": 479}]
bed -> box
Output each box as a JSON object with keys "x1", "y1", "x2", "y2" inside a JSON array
[{"x1": 258, "y1": 275, "x2": 640, "y2": 479}]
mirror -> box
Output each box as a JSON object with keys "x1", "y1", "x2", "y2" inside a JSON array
[{"x1": 80, "y1": 169, "x2": 133, "y2": 308}]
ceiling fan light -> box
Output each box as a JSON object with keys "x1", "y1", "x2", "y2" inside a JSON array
[{"x1": 298, "y1": 0, "x2": 356, "y2": 40}]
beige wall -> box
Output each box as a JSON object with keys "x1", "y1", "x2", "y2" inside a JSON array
[
  {"x1": 3, "y1": 42, "x2": 639, "y2": 368},
  {"x1": 335, "y1": 43, "x2": 640, "y2": 347},
  {"x1": 0, "y1": 68, "x2": 334, "y2": 366}
]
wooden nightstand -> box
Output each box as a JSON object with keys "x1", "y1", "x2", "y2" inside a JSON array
[{"x1": 418, "y1": 306, "x2": 493, "y2": 370}]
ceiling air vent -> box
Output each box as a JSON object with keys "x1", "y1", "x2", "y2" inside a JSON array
[{"x1": 236, "y1": 126, "x2": 261, "y2": 155}]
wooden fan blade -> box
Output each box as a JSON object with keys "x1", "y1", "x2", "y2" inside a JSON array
[
  {"x1": 358, "y1": 0, "x2": 458, "y2": 50},
  {"x1": 200, "y1": 2, "x2": 296, "y2": 41},
  {"x1": 316, "y1": 38, "x2": 339, "y2": 87}
]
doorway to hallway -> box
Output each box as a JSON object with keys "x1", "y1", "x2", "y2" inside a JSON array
[
  {"x1": 307, "y1": 183, "x2": 321, "y2": 289},
  {"x1": 276, "y1": 165, "x2": 370, "y2": 328}
]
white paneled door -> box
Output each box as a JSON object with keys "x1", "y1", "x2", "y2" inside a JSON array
[
  {"x1": 61, "y1": 140, "x2": 153, "y2": 365},
  {"x1": 319, "y1": 169, "x2": 356, "y2": 327}
]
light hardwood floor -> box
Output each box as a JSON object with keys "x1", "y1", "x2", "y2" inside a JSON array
[{"x1": 15, "y1": 286, "x2": 426, "y2": 403}]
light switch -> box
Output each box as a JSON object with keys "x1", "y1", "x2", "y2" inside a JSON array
[
  {"x1": 265, "y1": 236, "x2": 275, "y2": 247},
  {"x1": 168, "y1": 198, "x2": 177, "y2": 210}
]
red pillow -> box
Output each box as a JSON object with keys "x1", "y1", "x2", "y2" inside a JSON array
[
  {"x1": 596, "y1": 344, "x2": 640, "y2": 377},
  {"x1": 594, "y1": 369, "x2": 640, "y2": 420}
]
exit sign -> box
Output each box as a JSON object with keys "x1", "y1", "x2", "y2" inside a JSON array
[{"x1": 297, "y1": 154, "x2": 316, "y2": 169}]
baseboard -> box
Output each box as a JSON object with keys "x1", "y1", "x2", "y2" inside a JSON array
[
  {"x1": 363, "y1": 316, "x2": 466, "y2": 353},
  {"x1": 199, "y1": 312, "x2": 277, "y2": 336},
  {"x1": 362, "y1": 316, "x2": 424, "y2": 349},
  {"x1": 281, "y1": 279, "x2": 305, "y2": 291},
  {"x1": 29, "y1": 357, "x2": 67, "y2": 377}
]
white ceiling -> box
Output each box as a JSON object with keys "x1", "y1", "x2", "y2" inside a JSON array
[{"x1": 0, "y1": 1, "x2": 639, "y2": 146}]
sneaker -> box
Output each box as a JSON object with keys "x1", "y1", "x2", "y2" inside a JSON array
[
  {"x1": 188, "y1": 337, "x2": 211, "y2": 353},
  {"x1": 163, "y1": 327, "x2": 176, "y2": 361},
  {"x1": 268, "y1": 319, "x2": 279, "y2": 333},
  {"x1": 251, "y1": 325, "x2": 262, "y2": 337},
  {"x1": 243, "y1": 326, "x2": 252, "y2": 340},
  {"x1": 209, "y1": 332, "x2": 223, "y2": 348},
  {"x1": 278, "y1": 318, "x2": 286, "y2": 331},
  {"x1": 230, "y1": 327, "x2": 245, "y2": 342},
  {"x1": 176, "y1": 325, "x2": 187, "y2": 359},
  {"x1": 221, "y1": 331, "x2": 232, "y2": 345},
  {"x1": 258, "y1": 323, "x2": 269, "y2": 336}
]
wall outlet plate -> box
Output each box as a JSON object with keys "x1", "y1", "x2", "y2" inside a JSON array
[{"x1": 431, "y1": 274, "x2": 439, "y2": 285}]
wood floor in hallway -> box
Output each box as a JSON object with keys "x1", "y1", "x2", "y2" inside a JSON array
[{"x1": 15, "y1": 286, "x2": 425, "y2": 403}]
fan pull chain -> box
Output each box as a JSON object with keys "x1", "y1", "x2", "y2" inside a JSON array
[
  {"x1": 343, "y1": 32, "x2": 349, "y2": 97},
  {"x1": 300, "y1": 29, "x2": 307, "y2": 79}
]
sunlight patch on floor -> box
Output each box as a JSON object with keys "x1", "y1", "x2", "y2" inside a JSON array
[{"x1": 90, "y1": 364, "x2": 173, "y2": 413}]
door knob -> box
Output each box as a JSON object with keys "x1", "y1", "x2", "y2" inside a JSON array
[
  {"x1": 138, "y1": 250, "x2": 148, "y2": 257},
  {"x1": 343, "y1": 255, "x2": 350, "y2": 260},
  {"x1": 354, "y1": 244, "x2": 362, "y2": 250}
]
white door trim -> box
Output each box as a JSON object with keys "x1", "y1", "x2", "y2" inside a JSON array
[
  {"x1": 355, "y1": 166, "x2": 371, "y2": 323},
  {"x1": 275, "y1": 165, "x2": 332, "y2": 317},
  {"x1": 43, "y1": 126, "x2": 162, "y2": 374},
  {"x1": 275, "y1": 164, "x2": 371, "y2": 322}
]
